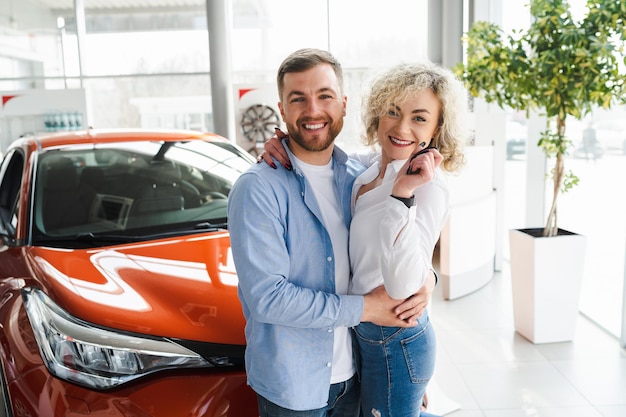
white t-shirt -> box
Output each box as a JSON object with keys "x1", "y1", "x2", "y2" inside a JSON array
[
  {"x1": 349, "y1": 155, "x2": 449, "y2": 299},
  {"x1": 295, "y1": 156, "x2": 354, "y2": 384}
]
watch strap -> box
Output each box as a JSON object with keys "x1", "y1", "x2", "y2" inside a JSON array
[{"x1": 390, "y1": 194, "x2": 415, "y2": 207}]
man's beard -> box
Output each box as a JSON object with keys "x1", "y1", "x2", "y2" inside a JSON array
[{"x1": 287, "y1": 117, "x2": 344, "y2": 152}]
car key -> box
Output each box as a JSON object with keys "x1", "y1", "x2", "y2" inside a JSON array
[{"x1": 407, "y1": 144, "x2": 438, "y2": 175}]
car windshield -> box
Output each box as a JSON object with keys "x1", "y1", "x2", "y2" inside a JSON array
[{"x1": 31, "y1": 139, "x2": 253, "y2": 247}]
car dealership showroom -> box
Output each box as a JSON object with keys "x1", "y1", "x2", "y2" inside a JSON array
[{"x1": 0, "y1": 0, "x2": 625, "y2": 416}]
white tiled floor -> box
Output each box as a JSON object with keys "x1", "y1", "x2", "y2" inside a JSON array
[{"x1": 429, "y1": 262, "x2": 626, "y2": 417}]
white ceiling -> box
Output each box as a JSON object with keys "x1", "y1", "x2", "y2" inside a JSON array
[{"x1": 33, "y1": 0, "x2": 206, "y2": 12}]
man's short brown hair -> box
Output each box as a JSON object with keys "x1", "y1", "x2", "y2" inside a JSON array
[{"x1": 276, "y1": 48, "x2": 344, "y2": 99}]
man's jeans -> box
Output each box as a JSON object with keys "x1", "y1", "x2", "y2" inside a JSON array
[
  {"x1": 257, "y1": 374, "x2": 359, "y2": 417},
  {"x1": 354, "y1": 311, "x2": 438, "y2": 417}
]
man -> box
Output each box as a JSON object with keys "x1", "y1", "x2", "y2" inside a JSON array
[{"x1": 228, "y1": 48, "x2": 435, "y2": 417}]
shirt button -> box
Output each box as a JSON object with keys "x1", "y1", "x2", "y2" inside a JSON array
[
  {"x1": 327, "y1": 328, "x2": 333, "y2": 333},
  {"x1": 327, "y1": 256, "x2": 332, "y2": 262},
  {"x1": 326, "y1": 362, "x2": 332, "y2": 367}
]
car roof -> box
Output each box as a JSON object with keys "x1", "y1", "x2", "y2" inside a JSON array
[{"x1": 12, "y1": 128, "x2": 229, "y2": 151}]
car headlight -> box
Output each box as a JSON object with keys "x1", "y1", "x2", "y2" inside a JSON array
[{"x1": 22, "y1": 287, "x2": 212, "y2": 390}]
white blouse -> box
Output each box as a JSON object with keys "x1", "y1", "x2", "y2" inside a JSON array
[{"x1": 348, "y1": 154, "x2": 449, "y2": 299}]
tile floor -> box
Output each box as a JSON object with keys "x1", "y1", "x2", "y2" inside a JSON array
[{"x1": 428, "y1": 262, "x2": 626, "y2": 417}]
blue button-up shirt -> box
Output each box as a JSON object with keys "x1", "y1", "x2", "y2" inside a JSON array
[{"x1": 228, "y1": 142, "x2": 366, "y2": 411}]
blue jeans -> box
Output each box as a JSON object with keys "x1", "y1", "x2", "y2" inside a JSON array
[
  {"x1": 257, "y1": 374, "x2": 360, "y2": 417},
  {"x1": 354, "y1": 311, "x2": 438, "y2": 417}
]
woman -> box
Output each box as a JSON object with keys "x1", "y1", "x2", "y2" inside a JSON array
[
  {"x1": 349, "y1": 62, "x2": 467, "y2": 417},
  {"x1": 262, "y1": 61, "x2": 468, "y2": 417}
]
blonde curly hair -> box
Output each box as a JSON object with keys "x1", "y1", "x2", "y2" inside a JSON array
[{"x1": 361, "y1": 62, "x2": 469, "y2": 173}]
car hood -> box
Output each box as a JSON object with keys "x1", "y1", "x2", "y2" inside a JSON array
[{"x1": 26, "y1": 232, "x2": 245, "y2": 345}]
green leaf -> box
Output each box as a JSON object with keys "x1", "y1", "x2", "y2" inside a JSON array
[{"x1": 455, "y1": 0, "x2": 626, "y2": 234}]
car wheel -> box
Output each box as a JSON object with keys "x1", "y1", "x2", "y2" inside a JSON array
[{"x1": 240, "y1": 104, "x2": 281, "y2": 156}]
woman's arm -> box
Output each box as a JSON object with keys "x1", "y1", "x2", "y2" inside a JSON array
[
  {"x1": 392, "y1": 270, "x2": 437, "y2": 324},
  {"x1": 382, "y1": 149, "x2": 446, "y2": 300}
]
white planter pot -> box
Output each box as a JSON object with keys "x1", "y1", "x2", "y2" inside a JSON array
[{"x1": 509, "y1": 228, "x2": 586, "y2": 344}]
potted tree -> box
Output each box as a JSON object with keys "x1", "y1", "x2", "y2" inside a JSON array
[{"x1": 453, "y1": 0, "x2": 626, "y2": 343}]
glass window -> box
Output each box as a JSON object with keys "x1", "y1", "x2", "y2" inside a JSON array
[
  {"x1": 501, "y1": 0, "x2": 625, "y2": 339},
  {"x1": 32, "y1": 140, "x2": 254, "y2": 245}
]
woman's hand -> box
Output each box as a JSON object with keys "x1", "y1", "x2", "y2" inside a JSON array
[
  {"x1": 364, "y1": 269, "x2": 436, "y2": 326},
  {"x1": 258, "y1": 128, "x2": 292, "y2": 170},
  {"x1": 394, "y1": 270, "x2": 436, "y2": 324},
  {"x1": 392, "y1": 147, "x2": 443, "y2": 197}
]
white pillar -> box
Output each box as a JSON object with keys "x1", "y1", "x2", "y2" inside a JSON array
[
  {"x1": 427, "y1": 0, "x2": 443, "y2": 64},
  {"x1": 73, "y1": 0, "x2": 86, "y2": 88},
  {"x1": 441, "y1": 0, "x2": 464, "y2": 69},
  {"x1": 206, "y1": 0, "x2": 236, "y2": 142}
]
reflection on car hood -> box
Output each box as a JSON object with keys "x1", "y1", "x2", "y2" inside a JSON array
[{"x1": 26, "y1": 232, "x2": 244, "y2": 345}]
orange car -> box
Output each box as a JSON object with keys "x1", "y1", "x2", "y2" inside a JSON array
[{"x1": 0, "y1": 129, "x2": 258, "y2": 416}]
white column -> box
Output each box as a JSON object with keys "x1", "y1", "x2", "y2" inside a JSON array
[
  {"x1": 441, "y1": 0, "x2": 464, "y2": 69},
  {"x1": 206, "y1": 0, "x2": 236, "y2": 142},
  {"x1": 73, "y1": 0, "x2": 86, "y2": 88},
  {"x1": 427, "y1": 0, "x2": 443, "y2": 64}
]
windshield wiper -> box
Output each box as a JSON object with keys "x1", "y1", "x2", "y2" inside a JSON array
[
  {"x1": 117, "y1": 222, "x2": 227, "y2": 240},
  {"x1": 77, "y1": 232, "x2": 137, "y2": 242},
  {"x1": 194, "y1": 221, "x2": 227, "y2": 230},
  {"x1": 36, "y1": 222, "x2": 228, "y2": 246},
  {"x1": 36, "y1": 233, "x2": 137, "y2": 244}
]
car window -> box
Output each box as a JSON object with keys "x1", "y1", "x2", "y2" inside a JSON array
[
  {"x1": 0, "y1": 150, "x2": 25, "y2": 240},
  {"x1": 32, "y1": 140, "x2": 253, "y2": 247}
]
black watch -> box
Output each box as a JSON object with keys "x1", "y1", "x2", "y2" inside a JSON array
[{"x1": 390, "y1": 194, "x2": 415, "y2": 208}]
